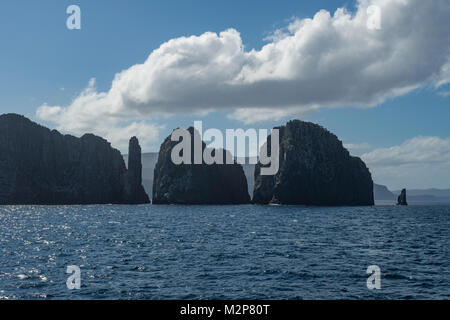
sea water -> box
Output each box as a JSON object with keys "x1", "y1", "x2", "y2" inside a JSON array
[{"x1": 0, "y1": 204, "x2": 448, "y2": 299}]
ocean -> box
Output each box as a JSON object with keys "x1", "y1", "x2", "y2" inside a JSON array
[{"x1": 0, "y1": 204, "x2": 448, "y2": 300}]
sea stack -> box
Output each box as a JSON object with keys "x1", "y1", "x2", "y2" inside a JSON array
[
  {"x1": 253, "y1": 120, "x2": 374, "y2": 206},
  {"x1": 124, "y1": 137, "x2": 151, "y2": 204},
  {"x1": 152, "y1": 127, "x2": 250, "y2": 204},
  {"x1": 0, "y1": 114, "x2": 150, "y2": 205},
  {"x1": 397, "y1": 189, "x2": 408, "y2": 206}
]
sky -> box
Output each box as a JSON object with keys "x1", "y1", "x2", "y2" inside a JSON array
[{"x1": 0, "y1": 0, "x2": 449, "y2": 190}]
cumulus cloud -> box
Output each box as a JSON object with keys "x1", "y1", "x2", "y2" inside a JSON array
[
  {"x1": 37, "y1": 79, "x2": 164, "y2": 151},
  {"x1": 37, "y1": 0, "x2": 450, "y2": 146},
  {"x1": 438, "y1": 91, "x2": 450, "y2": 97},
  {"x1": 344, "y1": 142, "x2": 371, "y2": 153},
  {"x1": 362, "y1": 136, "x2": 450, "y2": 189}
]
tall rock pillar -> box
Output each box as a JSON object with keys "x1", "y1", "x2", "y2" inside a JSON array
[
  {"x1": 125, "y1": 137, "x2": 151, "y2": 204},
  {"x1": 396, "y1": 189, "x2": 408, "y2": 206}
]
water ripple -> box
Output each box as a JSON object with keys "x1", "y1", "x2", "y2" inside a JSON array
[{"x1": 0, "y1": 204, "x2": 448, "y2": 299}]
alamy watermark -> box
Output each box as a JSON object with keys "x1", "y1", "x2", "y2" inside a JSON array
[
  {"x1": 65, "y1": 4, "x2": 379, "y2": 31},
  {"x1": 66, "y1": 265, "x2": 81, "y2": 290},
  {"x1": 170, "y1": 121, "x2": 280, "y2": 175},
  {"x1": 367, "y1": 5, "x2": 381, "y2": 30},
  {"x1": 66, "y1": 5, "x2": 81, "y2": 30},
  {"x1": 366, "y1": 265, "x2": 381, "y2": 290}
]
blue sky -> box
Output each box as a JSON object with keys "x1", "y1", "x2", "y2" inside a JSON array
[{"x1": 1, "y1": 0, "x2": 449, "y2": 189}]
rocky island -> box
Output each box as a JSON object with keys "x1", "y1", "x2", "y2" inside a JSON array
[
  {"x1": 253, "y1": 120, "x2": 374, "y2": 206},
  {"x1": 0, "y1": 114, "x2": 150, "y2": 205},
  {"x1": 152, "y1": 127, "x2": 250, "y2": 204}
]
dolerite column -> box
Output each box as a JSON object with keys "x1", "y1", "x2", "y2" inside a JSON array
[
  {"x1": 396, "y1": 189, "x2": 408, "y2": 206},
  {"x1": 125, "y1": 137, "x2": 151, "y2": 204}
]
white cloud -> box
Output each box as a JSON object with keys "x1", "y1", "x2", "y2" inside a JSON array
[
  {"x1": 37, "y1": 79, "x2": 163, "y2": 151},
  {"x1": 362, "y1": 136, "x2": 450, "y2": 166},
  {"x1": 344, "y1": 142, "x2": 371, "y2": 151},
  {"x1": 227, "y1": 105, "x2": 320, "y2": 124},
  {"x1": 438, "y1": 91, "x2": 450, "y2": 97},
  {"x1": 362, "y1": 136, "x2": 450, "y2": 189},
  {"x1": 37, "y1": 0, "x2": 450, "y2": 145},
  {"x1": 104, "y1": 121, "x2": 163, "y2": 153}
]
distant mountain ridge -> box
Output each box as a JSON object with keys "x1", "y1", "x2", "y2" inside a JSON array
[
  {"x1": 375, "y1": 183, "x2": 450, "y2": 204},
  {"x1": 393, "y1": 188, "x2": 450, "y2": 198},
  {"x1": 373, "y1": 184, "x2": 396, "y2": 200}
]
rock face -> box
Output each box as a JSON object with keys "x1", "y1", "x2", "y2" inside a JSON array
[
  {"x1": 253, "y1": 120, "x2": 374, "y2": 206},
  {"x1": 0, "y1": 114, "x2": 150, "y2": 205},
  {"x1": 152, "y1": 127, "x2": 250, "y2": 204},
  {"x1": 397, "y1": 189, "x2": 408, "y2": 206}
]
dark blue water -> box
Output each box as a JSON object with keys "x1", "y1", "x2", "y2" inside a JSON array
[{"x1": 0, "y1": 204, "x2": 449, "y2": 299}]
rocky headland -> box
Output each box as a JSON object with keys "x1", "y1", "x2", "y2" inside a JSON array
[
  {"x1": 0, "y1": 114, "x2": 149, "y2": 205},
  {"x1": 152, "y1": 127, "x2": 250, "y2": 204},
  {"x1": 253, "y1": 120, "x2": 374, "y2": 206}
]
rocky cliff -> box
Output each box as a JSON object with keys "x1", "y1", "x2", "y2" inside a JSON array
[
  {"x1": 152, "y1": 127, "x2": 250, "y2": 204},
  {"x1": 253, "y1": 120, "x2": 374, "y2": 206},
  {"x1": 0, "y1": 114, "x2": 150, "y2": 205}
]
